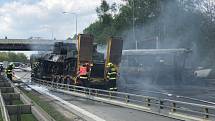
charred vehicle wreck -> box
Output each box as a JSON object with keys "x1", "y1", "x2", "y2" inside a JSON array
[
  {"x1": 120, "y1": 49, "x2": 192, "y2": 87},
  {"x1": 31, "y1": 34, "x2": 123, "y2": 90}
]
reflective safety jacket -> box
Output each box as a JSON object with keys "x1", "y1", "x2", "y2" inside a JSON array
[
  {"x1": 32, "y1": 62, "x2": 39, "y2": 72},
  {"x1": 6, "y1": 69, "x2": 12, "y2": 74},
  {"x1": 6, "y1": 65, "x2": 13, "y2": 75},
  {"x1": 107, "y1": 66, "x2": 117, "y2": 80},
  {"x1": 79, "y1": 66, "x2": 88, "y2": 79},
  {"x1": 80, "y1": 66, "x2": 87, "y2": 75}
]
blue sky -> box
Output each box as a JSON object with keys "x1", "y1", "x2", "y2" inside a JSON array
[{"x1": 0, "y1": 0, "x2": 122, "y2": 40}]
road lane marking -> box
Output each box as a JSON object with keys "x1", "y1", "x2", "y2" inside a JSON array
[{"x1": 29, "y1": 85, "x2": 106, "y2": 121}]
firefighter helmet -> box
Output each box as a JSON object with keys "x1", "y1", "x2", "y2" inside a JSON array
[{"x1": 107, "y1": 62, "x2": 113, "y2": 67}]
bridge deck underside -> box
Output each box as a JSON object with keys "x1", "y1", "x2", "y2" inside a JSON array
[{"x1": 0, "y1": 44, "x2": 53, "y2": 51}]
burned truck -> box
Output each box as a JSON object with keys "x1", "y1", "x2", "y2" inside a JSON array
[
  {"x1": 30, "y1": 34, "x2": 123, "y2": 89},
  {"x1": 120, "y1": 49, "x2": 192, "y2": 87}
]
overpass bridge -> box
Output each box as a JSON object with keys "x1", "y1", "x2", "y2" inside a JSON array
[{"x1": 0, "y1": 39, "x2": 75, "y2": 51}]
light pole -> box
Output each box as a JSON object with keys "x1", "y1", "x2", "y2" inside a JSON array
[
  {"x1": 62, "y1": 12, "x2": 78, "y2": 40},
  {"x1": 41, "y1": 25, "x2": 54, "y2": 40},
  {"x1": 132, "y1": 0, "x2": 137, "y2": 49}
]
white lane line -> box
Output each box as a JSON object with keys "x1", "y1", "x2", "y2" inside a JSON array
[
  {"x1": 15, "y1": 73, "x2": 106, "y2": 121},
  {"x1": 29, "y1": 85, "x2": 106, "y2": 121}
]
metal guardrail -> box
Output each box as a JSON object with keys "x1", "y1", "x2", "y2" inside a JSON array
[
  {"x1": 0, "y1": 76, "x2": 56, "y2": 121},
  {"x1": 8, "y1": 79, "x2": 56, "y2": 121},
  {"x1": 0, "y1": 90, "x2": 11, "y2": 121},
  {"x1": 32, "y1": 77, "x2": 215, "y2": 121}
]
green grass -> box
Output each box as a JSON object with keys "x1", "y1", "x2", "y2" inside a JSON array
[
  {"x1": 10, "y1": 114, "x2": 38, "y2": 121},
  {"x1": 0, "y1": 100, "x2": 36, "y2": 121},
  {"x1": 20, "y1": 88, "x2": 70, "y2": 121},
  {"x1": 0, "y1": 109, "x2": 3, "y2": 121},
  {"x1": 12, "y1": 100, "x2": 24, "y2": 105},
  {"x1": 21, "y1": 114, "x2": 38, "y2": 121},
  {"x1": 9, "y1": 98, "x2": 37, "y2": 121}
]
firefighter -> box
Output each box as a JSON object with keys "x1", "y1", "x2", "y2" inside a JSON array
[
  {"x1": 0, "y1": 64, "x2": 3, "y2": 73},
  {"x1": 78, "y1": 63, "x2": 90, "y2": 87},
  {"x1": 6, "y1": 64, "x2": 14, "y2": 81},
  {"x1": 106, "y1": 62, "x2": 117, "y2": 91},
  {"x1": 31, "y1": 62, "x2": 39, "y2": 77}
]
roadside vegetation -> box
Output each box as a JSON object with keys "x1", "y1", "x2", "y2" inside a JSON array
[
  {"x1": 19, "y1": 88, "x2": 71, "y2": 121},
  {"x1": 0, "y1": 52, "x2": 28, "y2": 63},
  {"x1": 84, "y1": 0, "x2": 215, "y2": 66},
  {"x1": 0, "y1": 110, "x2": 3, "y2": 121},
  {"x1": 10, "y1": 99, "x2": 37, "y2": 121},
  {"x1": 10, "y1": 114, "x2": 37, "y2": 121}
]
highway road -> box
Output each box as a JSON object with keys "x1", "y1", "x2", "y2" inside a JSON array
[
  {"x1": 14, "y1": 70, "x2": 182, "y2": 121},
  {"x1": 118, "y1": 73, "x2": 215, "y2": 105},
  {"x1": 15, "y1": 68, "x2": 215, "y2": 104}
]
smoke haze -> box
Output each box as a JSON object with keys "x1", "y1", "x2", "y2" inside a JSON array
[{"x1": 118, "y1": 0, "x2": 215, "y2": 100}]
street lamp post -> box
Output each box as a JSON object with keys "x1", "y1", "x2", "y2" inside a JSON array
[
  {"x1": 62, "y1": 12, "x2": 78, "y2": 40},
  {"x1": 132, "y1": 0, "x2": 137, "y2": 49},
  {"x1": 42, "y1": 25, "x2": 54, "y2": 40}
]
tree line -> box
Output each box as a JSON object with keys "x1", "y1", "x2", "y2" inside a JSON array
[
  {"x1": 84, "y1": 0, "x2": 164, "y2": 44},
  {"x1": 0, "y1": 52, "x2": 28, "y2": 63},
  {"x1": 83, "y1": 0, "x2": 215, "y2": 66}
]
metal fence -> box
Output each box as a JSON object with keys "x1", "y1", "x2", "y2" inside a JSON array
[
  {"x1": 32, "y1": 77, "x2": 215, "y2": 121},
  {"x1": 0, "y1": 91, "x2": 10, "y2": 121},
  {"x1": 0, "y1": 76, "x2": 56, "y2": 121}
]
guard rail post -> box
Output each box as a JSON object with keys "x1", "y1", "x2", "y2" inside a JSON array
[
  {"x1": 160, "y1": 100, "x2": 164, "y2": 109},
  {"x1": 172, "y1": 102, "x2": 176, "y2": 112},
  {"x1": 88, "y1": 88, "x2": 91, "y2": 96},
  {"x1": 109, "y1": 91, "x2": 112, "y2": 99},
  {"x1": 67, "y1": 84, "x2": 70, "y2": 91},
  {"x1": 204, "y1": 108, "x2": 209, "y2": 119},
  {"x1": 95, "y1": 89, "x2": 98, "y2": 97},
  {"x1": 145, "y1": 98, "x2": 151, "y2": 107},
  {"x1": 74, "y1": 86, "x2": 76, "y2": 92},
  {"x1": 125, "y1": 95, "x2": 129, "y2": 103},
  {"x1": 17, "y1": 105, "x2": 21, "y2": 121},
  {"x1": 84, "y1": 88, "x2": 87, "y2": 94}
]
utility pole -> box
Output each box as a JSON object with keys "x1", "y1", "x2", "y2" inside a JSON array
[
  {"x1": 62, "y1": 12, "x2": 78, "y2": 41},
  {"x1": 42, "y1": 25, "x2": 54, "y2": 40},
  {"x1": 132, "y1": 0, "x2": 137, "y2": 49}
]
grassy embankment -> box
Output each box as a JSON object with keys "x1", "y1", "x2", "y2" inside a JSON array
[
  {"x1": 19, "y1": 87, "x2": 70, "y2": 121},
  {"x1": 0, "y1": 98, "x2": 37, "y2": 121},
  {"x1": 0, "y1": 110, "x2": 2, "y2": 121},
  {"x1": 11, "y1": 98, "x2": 38, "y2": 121}
]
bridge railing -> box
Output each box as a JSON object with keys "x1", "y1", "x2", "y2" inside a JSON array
[
  {"x1": 32, "y1": 78, "x2": 215, "y2": 120},
  {"x1": 0, "y1": 39, "x2": 66, "y2": 44}
]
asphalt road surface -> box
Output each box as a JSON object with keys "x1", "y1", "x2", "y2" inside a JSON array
[
  {"x1": 14, "y1": 69, "x2": 215, "y2": 105},
  {"x1": 14, "y1": 70, "x2": 182, "y2": 121},
  {"x1": 118, "y1": 71, "x2": 215, "y2": 103}
]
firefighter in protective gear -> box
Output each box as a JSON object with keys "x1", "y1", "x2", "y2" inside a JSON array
[
  {"x1": 6, "y1": 64, "x2": 14, "y2": 81},
  {"x1": 32, "y1": 62, "x2": 39, "y2": 77},
  {"x1": 78, "y1": 63, "x2": 90, "y2": 87},
  {"x1": 106, "y1": 62, "x2": 117, "y2": 91}
]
